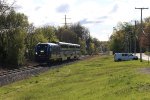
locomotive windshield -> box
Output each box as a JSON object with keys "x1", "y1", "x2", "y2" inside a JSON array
[{"x1": 36, "y1": 44, "x2": 49, "y2": 55}]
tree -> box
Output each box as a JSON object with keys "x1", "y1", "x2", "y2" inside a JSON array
[
  {"x1": 0, "y1": 9, "x2": 29, "y2": 66},
  {"x1": 78, "y1": 37, "x2": 86, "y2": 54},
  {"x1": 56, "y1": 26, "x2": 77, "y2": 43},
  {"x1": 0, "y1": 0, "x2": 14, "y2": 15},
  {"x1": 142, "y1": 17, "x2": 150, "y2": 52},
  {"x1": 6, "y1": 28, "x2": 26, "y2": 66},
  {"x1": 109, "y1": 22, "x2": 135, "y2": 53},
  {"x1": 93, "y1": 38, "x2": 101, "y2": 54},
  {"x1": 89, "y1": 42, "x2": 95, "y2": 55},
  {"x1": 70, "y1": 23, "x2": 89, "y2": 43},
  {"x1": 35, "y1": 26, "x2": 58, "y2": 42},
  {"x1": 0, "y1": 0, "x2": 15, "y2": 65}
]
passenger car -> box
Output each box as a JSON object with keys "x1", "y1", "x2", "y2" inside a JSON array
[{"x1": 114, "y1": 53, "x2": 138, "y2": 61}]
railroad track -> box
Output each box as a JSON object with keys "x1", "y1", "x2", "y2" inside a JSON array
[
  {"x1": 0, "y1": 64, "x2": 49, "y2": 86},
  {"x1": 0, "y1": 65, "x2": 41, "y2": 76},
  {"x1": 0, "y1": 55, "x2": 90, "y2": 87}
]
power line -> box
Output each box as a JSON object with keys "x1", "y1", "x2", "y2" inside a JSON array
[{"x1": 135, "y1": 7, "x2": 149, "y2": 62}]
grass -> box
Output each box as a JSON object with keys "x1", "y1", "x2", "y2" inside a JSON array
[
  {"x1": 0, "y1": 55, "x2": 150, "y2": 100},
  {"x1": 145, "y1": 51, "x2": 150, "y2": 56}
]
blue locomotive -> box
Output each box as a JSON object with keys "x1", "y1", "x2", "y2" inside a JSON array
[{"x1": 35, "y1": 42, "x2": 80, "y2": 62}]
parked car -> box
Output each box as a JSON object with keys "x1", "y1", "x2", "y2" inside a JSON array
[{"x1": 114, "y1": 53, "x2": 138, "y2": 61}]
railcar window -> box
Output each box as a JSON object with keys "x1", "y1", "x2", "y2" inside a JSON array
[
  {"x1": 70, "y1": 45, "x2": 74, "y2": 48},
  {"x1": 60, "y1": 45, "x2": 68, "y2": 48},
  {"x1": 51, "y1": 45, "x2": 60, "y2": 53},
  {"x1": 76, "y1": 46, "x2": 80, "y2": 50}
]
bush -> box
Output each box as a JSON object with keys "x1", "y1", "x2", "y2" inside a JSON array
[{"x1": 5, "y1": 29, "x2": 26, "y2": 66}]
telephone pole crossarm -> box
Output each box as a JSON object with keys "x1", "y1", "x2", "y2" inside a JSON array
[{"x1": 62, "y1": 15, "x2": 71, "y2": 29}]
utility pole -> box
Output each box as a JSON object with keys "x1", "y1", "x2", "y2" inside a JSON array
[
  {"x1": 134, "y1": 20, "x2": 137, "y2": 55},
  {"x1": 129, "y1": 31, "x2": 131, "y2": 53},
  {"x1": 135, "y1": 7, "x2": 149, "y2": 62},
  {"x1": 63, "y1": 15, "x2": 71, "y2": 29},
  {"x1": 131, "y1": 20, "x2": 137, "y2": 54},
  {"x1": 125, "y1": 31, "x2": 129, "y2": 53}
]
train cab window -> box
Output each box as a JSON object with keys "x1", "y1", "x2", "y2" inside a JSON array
[
  {"x1": 37, "y1": 44, "x2": 48, "y2": 51},
  {"x1": 36, "y1": 44, "x2": 49, "y2": 55}
]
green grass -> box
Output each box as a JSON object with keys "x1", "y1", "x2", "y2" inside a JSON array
[
  {"x1": 0, "y1": 55, "x2": 150, "y2": 100},
  {"x1": 145, "y1": 51, "x2": 150, "y2": 56}
]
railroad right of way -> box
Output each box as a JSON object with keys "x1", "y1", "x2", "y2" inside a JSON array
[{"x1": 0, "y1": 55, "x2": 90, "y2": 87}]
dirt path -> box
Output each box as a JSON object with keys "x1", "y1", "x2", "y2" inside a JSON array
[{"x1": 139, "y1": 68, "x2": 150, "y2": 74}]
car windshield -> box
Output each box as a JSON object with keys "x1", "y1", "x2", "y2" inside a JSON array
[{"x1": 129, "y1": 54, "x2": 133, "y2": 56}]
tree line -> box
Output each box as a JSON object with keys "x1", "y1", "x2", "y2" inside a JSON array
[
  {"x1": 109, "y1": 17, "x2": 150, "y2": 54},
  {"x1": 0, "y1": 1, "x2": 103, "y2": 67}
]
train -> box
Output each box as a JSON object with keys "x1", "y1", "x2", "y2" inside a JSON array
[{"x1": 35, "y1": 42, "x2": 81, "y2": 63}]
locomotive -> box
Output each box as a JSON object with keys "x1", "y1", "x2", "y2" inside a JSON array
[{"x1": 35, "y1": 42, "x2": 81, "y2": 62}]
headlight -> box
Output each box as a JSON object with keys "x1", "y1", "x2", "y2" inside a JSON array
[{"x1": 35, "y1": 52, "x2": 38, "y2": 55}]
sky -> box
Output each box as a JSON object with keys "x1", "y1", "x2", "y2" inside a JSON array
[{"x1": 7, "y1": 0, "x2": 150, "y2": 41}]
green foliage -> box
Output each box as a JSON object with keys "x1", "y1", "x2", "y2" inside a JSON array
[
  {"x1": 70, "y1": 23, "x2": 89, "y2": 41},
  {"x1": 6, "y1": 10, "x2": 29, "y2": 28},
  {"x1": 109, "y1": 23, "x2": 134, "y2": 53},
  {"x1": 56, "y1": 27, "x2": 77, "y2": 43},
  {"x1": 78, "y1": 38, "x2": 87, "y2": 54},
  {"x1": 0, "y1": 33, "x2": 7, "y2": 64},
  {"x1": 25, "y1": 32, "x2": 48, "y2": 59},
  {"x1": 0, "y1": 9, "x2": 29, "y2": 66},
  {"x1": 35, "y1": 26, "x2": 58, "y2": 42},
  {"x1": 1, "y1": 56, "x2": 150, "y2": 100},
  {"x1": 109, "y1": 36, "x2": 123, "y2": 53},
  {"x1": 109, "y1": 17, "x2": 150, "y2": 53},
  {"x1": 5, "y1": 29, "x2": 26, "y2": 66},
  {"x1": 88, "y1": 42, "x2": 95, "y2": 55}
]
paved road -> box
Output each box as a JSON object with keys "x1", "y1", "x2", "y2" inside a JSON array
[{"x1": 136, "y1": 53, "x2": 150, "y2": 61}]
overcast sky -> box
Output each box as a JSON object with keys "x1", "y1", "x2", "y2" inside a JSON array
[{"x1": 8, "y1": 0, "x2": 150, "y2": 41}]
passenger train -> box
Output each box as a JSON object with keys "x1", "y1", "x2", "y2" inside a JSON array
[{"x1": 35, "y1": 42, "x2": 81, "y2": 62}]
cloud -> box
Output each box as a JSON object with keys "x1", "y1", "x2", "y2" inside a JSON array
[
  {"x1": 110, "y1": 4, "x2": 119, "y2": 13},
  {"x1": 56, "y1": 4, "x2": 70, "y2": 13},
  {"x1": 98, "y1": 16, "x2": 109, "y2": 20},
  {"x1": 34, "y1": 6, "x2": 41, "y2": 11},
  {"x1": 79, "y1": 15, "x2": 109, "y2": 25},
  {"x1": 79, "y1": 18, "x2": 103, "y2": 25}
]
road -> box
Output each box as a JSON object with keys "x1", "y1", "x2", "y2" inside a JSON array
[{"x1": 136, "y1": 53, "x2": 150, "y2": 61}]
